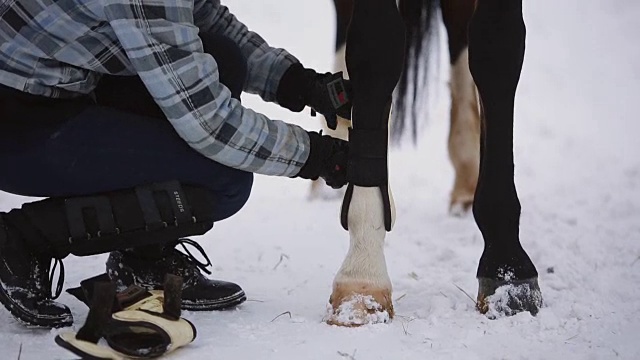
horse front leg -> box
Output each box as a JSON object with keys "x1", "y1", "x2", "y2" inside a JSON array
[
  {"x1": 326, "y1": 186, "x2": 396, "y2": 326},
  {"x1": 468, "y1": 0, "x2": 542, "y2": 316},
  {"x1": 325, "y1": 0, "x2": 405, "y2": 326}
]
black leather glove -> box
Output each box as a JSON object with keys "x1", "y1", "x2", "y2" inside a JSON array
[
  {"x1": 276, "y1": 63, "x2": 352, "y2": 130},
  {"x1": 295, "y1": 132, "x2": 348, "y2": 189}
]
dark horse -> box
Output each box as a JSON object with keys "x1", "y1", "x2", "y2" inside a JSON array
[
  {"x1": 325, "y1": 0, "x2": 542, "y2": 325},
  {"x1": 312, "y1": 0, "x2": 481, "y2": 217}
]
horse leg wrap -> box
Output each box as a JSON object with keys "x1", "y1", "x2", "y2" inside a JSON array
[
  {"x1": 55, "y1": 274, "x2": 196, "y2": 359},
  {"x1": 346, "y1": 128, "x2": 388, "y2": 186},
  {"x1": 338, "y1": 0, "x2": 404, "y2": 234},
  {"x1": 340, "y1": 127, "x2": 393, "y2": 231},
  {"x1": 3, "y1": 180, "x2": 215, "y2": 258}
]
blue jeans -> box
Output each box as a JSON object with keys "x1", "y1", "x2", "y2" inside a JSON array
[{"x1": 0, "y1": 34, "x2": 252, "y2": 222}]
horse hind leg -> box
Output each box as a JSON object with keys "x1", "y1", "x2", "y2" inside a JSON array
[
  {"x1": 448, "y1": 47, "x2": 480, "y2": 215},
  {"x1": 441, "y1": 0, "x2": 480, "y2": 215}
]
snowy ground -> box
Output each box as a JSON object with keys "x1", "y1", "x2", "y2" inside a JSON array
[{"x1": 2, "y1": 0, "x2": 640, "y2": 359}]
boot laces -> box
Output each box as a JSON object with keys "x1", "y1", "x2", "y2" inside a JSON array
[
  {"x1": 47, "y1": 258, "x2": 65, "y2": 300},
  {"x1": 1, "y1": 214, "x2": 65, "y2": 300},
  {"x1": 172, "y1": 238, "x2": 213, "y2": 275},
  {"x1": 37, "y1": 257, "x2": 64, "y2": 300}
]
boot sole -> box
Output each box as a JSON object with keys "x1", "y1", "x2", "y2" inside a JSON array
[
  {"x1": 0, "y1": 279, "x2": 73, "y2": 328},
  {"x1": 182, "y1": 290, "x2": 246, "y2": 311}
]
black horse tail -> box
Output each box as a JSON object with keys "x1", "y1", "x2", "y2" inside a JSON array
[{"x1": 392, "y1": 0, "x2": 441, "y2": 144}]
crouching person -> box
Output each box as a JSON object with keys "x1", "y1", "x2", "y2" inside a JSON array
[{"x1": 0, "y1": 0, "x2": 351, "y2": 328}]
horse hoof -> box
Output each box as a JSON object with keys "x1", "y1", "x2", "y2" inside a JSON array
[
  {"x1": 326, "y1": 284, "x2": 394, "y2": 327},
  {"x1": 476, "y1": 277, "x2": 542, "y2": 318},
  {"x1": 449, "y1": 197, "x2": 473, "y2": 216}
]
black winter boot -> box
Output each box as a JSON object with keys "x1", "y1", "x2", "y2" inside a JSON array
[
  {"x1": 0, "y1": 214, "x2": 72, "y2": 328},
  {"x1": 106, "y1": 239, "x2": 245, "y2": 310}
]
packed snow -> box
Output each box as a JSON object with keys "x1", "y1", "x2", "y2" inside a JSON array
[
  {"x1": 325, "y1": 295, "x2": 391, "y2": 327},
  {"x1": 1, "y1": 0, "x2": 639, "y2": 359}
]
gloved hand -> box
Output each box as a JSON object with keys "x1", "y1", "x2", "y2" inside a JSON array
[
  {"x1": 295, "y1": 132, "x2": 348, "y2": 189},
  {"x1": 276, "y1": 63, "x2": 352, "y2": 130}
]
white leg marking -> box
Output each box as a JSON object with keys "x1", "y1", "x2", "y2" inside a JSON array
[
  {"x1": 326, "y1": 112, "x2": 396, "y2": 326},
  {"x1": 334, "y1": 186, "x2": 395, "y2": 289}
]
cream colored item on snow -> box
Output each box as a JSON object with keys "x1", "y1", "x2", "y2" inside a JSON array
[{"x1": 55, "y1": 275, "x2": 196, "y2": 359}]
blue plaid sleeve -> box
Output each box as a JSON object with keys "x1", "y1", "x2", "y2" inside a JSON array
[
  {"x1": 102, "y1": 0, "x2": 310, "y2": 177},
  {"x1": 192, "y1": 0, "x2": 299, "y2": 103}
]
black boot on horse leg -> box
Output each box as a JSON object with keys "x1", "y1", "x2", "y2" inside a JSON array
[
  {"x1": 326, "y1": 0, "x2": 405, "y2": 326},
  {"x1": 468, "y1": 0, "x2": 542, "y2": 317}
]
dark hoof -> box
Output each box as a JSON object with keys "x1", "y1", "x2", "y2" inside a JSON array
[{"x1": 476, "y1": 277, "x2": 542, "y2": 318}]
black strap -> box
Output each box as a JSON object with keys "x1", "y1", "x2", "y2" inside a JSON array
[
  {"x1": 135, "y1": 180, "x2": 193, "y2": 230},
  {"x1": 379, "y1": 185, "x2": 393, "y2": 231},
  {"x1": 346, "y1": 128, "x2": 388, "y2": 187},
  {"x1": 65, "y1": 182, "x2": 203, "y2": 248},
  {"x1": 65, "y1": 196, "x2": 117, "y2": 241},
  {"x1": 15, "y1": 181, "x2": 215, "y2": 258},
  {"x1": 340, "y1": 184, "x2": 392, "y2": 232},
  {"x1": 162, "y1": 274, "x2": 183, "y2": 320},
  {"x1": 340, "y1": 183, "x2": 354, "y2": 231},
  {"x1": 76, "y1": 281, "x2": 117, "y2": 344},
  {"x1": 341, "y1": 127, "x2": 393, "y2": 232}
]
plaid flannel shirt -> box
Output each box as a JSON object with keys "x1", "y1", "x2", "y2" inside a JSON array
[{"x1": 0, "y1": 0, "x2": 310, "y2": 176}]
